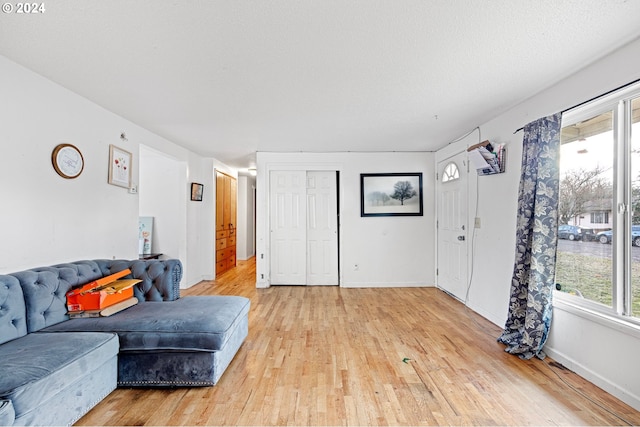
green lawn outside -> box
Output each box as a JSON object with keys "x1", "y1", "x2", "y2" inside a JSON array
[{"x1": 555, "y1": 251, "x2": 640, "y2": 317}]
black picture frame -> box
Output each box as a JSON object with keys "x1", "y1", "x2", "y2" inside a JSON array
[
  {"x1": 360, "y1": 173, "x2": 423, "y2": 217},
  {"x1": 191, "y1": 182, "x2": 204, "y2": 201}
]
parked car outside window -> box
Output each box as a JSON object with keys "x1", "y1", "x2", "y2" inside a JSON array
[
  {"x1": 557, "y1": 225, "x2": 595, "y2": 241},
  {"x1": 596, "y1": 225, "x2": 640, "y2": 246}
]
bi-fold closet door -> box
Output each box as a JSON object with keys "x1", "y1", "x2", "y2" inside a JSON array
[{"x1": 270, "y1": 170, "x2": 338, "y2": 285}]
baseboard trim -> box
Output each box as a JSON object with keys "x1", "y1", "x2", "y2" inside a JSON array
[
  {"x1": 543, "y1": 346, "x2": 640, "y2": 412},
  {"x1": 341, "y1": 282, "x2": 435, "y2": 288}
]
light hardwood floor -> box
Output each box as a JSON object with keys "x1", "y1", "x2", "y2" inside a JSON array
[{"x1": 77, "y1": 258, "x2": 640, "y2": 426}]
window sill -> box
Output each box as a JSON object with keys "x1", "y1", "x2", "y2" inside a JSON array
[{"x1": 552, "y1": 291, "x2": 640, "y2": 340}]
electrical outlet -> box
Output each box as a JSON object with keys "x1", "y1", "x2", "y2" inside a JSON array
[
  {"x1": 354, "y1": 264, "x2": 359, "y2": 271},
  {"x1": 475, "y1": 217, "x2": 481, "y2": 229}
]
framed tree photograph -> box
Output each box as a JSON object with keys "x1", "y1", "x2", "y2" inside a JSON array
[
  {"x1": 360, "y1": 172, "x2": 423, "y2": 217},
  {"x1": 191, "y1": 182, "x2": 204, "y2": 201},
  {"x1": 108, "y1": 144, "x2": 132, "y2": 188}
]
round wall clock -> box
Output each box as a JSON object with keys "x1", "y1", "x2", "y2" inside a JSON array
[{"x1": 52, "y1": 143, "x2": 84, "y2": 179}]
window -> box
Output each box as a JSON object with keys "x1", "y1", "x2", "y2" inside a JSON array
[
  {"x1": 590, "y1": 211, "x2": 609, "y2": 224},
  {"x1": 442, "y1": 162, "x2": 459, "y2": 182},
  {"x1": 556, "y1": 83, "x2": 640, "y2": 321}
]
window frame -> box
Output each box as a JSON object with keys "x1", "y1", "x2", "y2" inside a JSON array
[{"x1": 556, "y1": 81, "x2": 640, "y2": 326}]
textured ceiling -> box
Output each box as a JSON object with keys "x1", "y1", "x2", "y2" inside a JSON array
[{"x1": 2, "y1": 0, "x2": 640, "y2": 169}]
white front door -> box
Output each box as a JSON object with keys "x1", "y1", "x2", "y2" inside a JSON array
[
  {"x1": 306, "y1": 171, "x2": 339, "y2": 285},
  {"x1": 436, "y1": 152, "x2": 469, "y2": 301},
  {"x1": 270, "y1": 170, "x2": 307, "y2": 285}
]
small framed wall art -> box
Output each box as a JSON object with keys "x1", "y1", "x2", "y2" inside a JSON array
[
  {"x1": 108, "y1": 144, "x2": 132, "y2": 188},
  {"x1": 360, "y1": 172, "x2": 423, "y2": 217},
  {"x1": 191, "y1": 182, "x2": 204, "y2": 201}
]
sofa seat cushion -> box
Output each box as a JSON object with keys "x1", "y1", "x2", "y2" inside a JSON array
[
  {"x1": 0, "y1": 332, "x2": 119, "y2": 419},
  {"x1": 43, "y1": 296, "x2": 250, "y2": 352}
]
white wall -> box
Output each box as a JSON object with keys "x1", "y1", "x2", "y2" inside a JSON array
[
  {"x1": 0, "y1": 54, "x2": 140, "y2": 271},
  {"x1": 0, "y1": 55, "x2": 231, "y2": 289},
  {"x1": 441, "y1": 37, "x2": 640, "y2": 410},
  {"x1": 256, "y1": 152, "x2": 435, "y2": 288},
  {"x1": 139, "y1": 145, "x2": 185, "y2": 259}
]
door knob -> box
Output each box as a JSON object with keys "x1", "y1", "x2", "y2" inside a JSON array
[{"x1": 457, "y1": 235, "x2": 465, "y2": 241}]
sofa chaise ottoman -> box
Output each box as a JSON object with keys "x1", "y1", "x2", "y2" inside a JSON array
[{"x1": 44, "y1": 293, "x2": 250, "y2": 386}]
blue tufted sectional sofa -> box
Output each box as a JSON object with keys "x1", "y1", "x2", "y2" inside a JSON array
[{"x1": 0, "y1": 259, "x2": 250, "y2": 426}]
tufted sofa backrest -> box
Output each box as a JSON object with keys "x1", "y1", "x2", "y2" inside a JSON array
[
  {"x1": 6, "y1": 259, "x2": 182, "y2": 333},
  {"x1": 11, "y1": 262, "x2": 103, "y2": 333},
  {"x1": 0, "y1": 275, "x2": 28, "y2": 345}
]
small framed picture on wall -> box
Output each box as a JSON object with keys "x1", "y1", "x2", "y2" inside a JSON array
[
  {"x1": 108, "y1": 144, "x2": 132, "y2": 188},
  {"x1": 191, "y1": 182, "x2": 204, "y2": 201}
]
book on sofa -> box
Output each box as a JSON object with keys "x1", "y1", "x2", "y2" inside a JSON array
[{"x1": 68, "y1": 297, "x2": 139, "y2": 318}]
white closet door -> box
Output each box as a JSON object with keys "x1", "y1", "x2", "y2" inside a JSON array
[
  {"x1": 306, "y1": 171, "x2": 339, "y2": 285},
  {"x1": 270, "y1": 170, "x2": 307, "y2": 285}
]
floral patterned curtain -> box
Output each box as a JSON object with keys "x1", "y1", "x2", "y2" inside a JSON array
[{"x1": 497, "y1": 113, "x2": 562, "y2": 360}]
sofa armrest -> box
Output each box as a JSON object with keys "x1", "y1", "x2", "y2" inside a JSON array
[{"x1": 94, "y1": 259, "x2": 182, "y2": 302}]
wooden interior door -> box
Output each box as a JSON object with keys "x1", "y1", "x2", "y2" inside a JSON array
[
  {"x1": 216, "y1": 171, "x2": 237, "y2": 276},
  {"x1": 230, "y1": 178, "x2": 237, "y2": 230}
]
